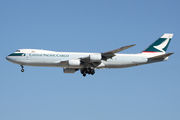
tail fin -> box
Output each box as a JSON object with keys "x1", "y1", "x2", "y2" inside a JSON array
[{"x1": 142, "y1": 33, "x2": 173, "y2": 54}]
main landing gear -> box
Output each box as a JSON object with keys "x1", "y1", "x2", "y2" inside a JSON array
[
  {"x1": 21, "y1": 65, "x2": 24, "y2": 72},
  {"x1": 81, "y1": 68, "x2": 95, "y2": 77}
]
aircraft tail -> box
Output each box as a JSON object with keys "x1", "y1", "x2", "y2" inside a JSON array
[{"x1": 141, "y1": 33, "x2": 173, "y2": 54}]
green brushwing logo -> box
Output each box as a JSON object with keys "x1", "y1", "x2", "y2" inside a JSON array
[{"x1": 144, "y1": 37, "x2": 171, "y2": 52}]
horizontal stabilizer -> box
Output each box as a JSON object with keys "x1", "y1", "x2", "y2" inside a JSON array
[{"x1": 148, "y1": 52, "x2": 174, "y2": 59}]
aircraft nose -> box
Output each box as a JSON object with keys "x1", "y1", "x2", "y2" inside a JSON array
[
  {"x1": 6, "y1": 56, "x2": 15, "y2": 62},
  {"x1": 6, "y1": 56, "x2": 11, "y2": 61}
]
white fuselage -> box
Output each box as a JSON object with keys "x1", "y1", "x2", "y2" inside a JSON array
[
  {"x1": 5, "y1": 33, "x2": 173, "y2": 76},
  {"x1": 6, "y1": 49, "x2": 167, "y2": 69}
]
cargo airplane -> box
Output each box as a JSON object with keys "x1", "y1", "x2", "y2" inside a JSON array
[{"x1": 6, "y1": 33, "x2": 174, "y2": 77}]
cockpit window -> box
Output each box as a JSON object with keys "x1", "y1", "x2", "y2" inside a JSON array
[
  {"x1": 16, "y1": 50, "x2": 20, "y2": 52},
  {"x1": 8, "y1": 53, "x2": 26, "y2": 56}
]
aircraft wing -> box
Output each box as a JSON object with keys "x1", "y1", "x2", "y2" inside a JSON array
[
  {"x1": 101, "y1": 44, "x2": 136, "y2": 60},
  {"x1": 80, "y1": 44, "x2": 136, "y2": 67},
  {"x1": 59, "y1": 44, "x2": 136, "y2": 68},
  {"x1": 103, "y1": 44, "x2": 136, "y2": 55}
]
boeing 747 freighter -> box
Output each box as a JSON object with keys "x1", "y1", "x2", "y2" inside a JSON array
[{"x1": 6, "y1": 33, "x2": 174, "y2": 77}]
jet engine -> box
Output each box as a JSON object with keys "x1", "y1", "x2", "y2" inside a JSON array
[
  {"x1": 63, "y1": 68, "x2": 79, "y2": 73},
  {"x1": 68, "y1": 59, "x2": 81, "y2": 67},
  {"x1": 89, "y1": 54, "x2": 102, "y2": 62}
]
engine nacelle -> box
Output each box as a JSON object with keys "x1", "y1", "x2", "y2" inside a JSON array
[
  {"x1": 68, "y1": 59, "x2": 81, "y2": 67},
  {"x1": 63, "y1": 68, "x2": 78, "y2": 73},
  {"x1": 89, "y1": 54, "x2": 102, "y2": 62}
]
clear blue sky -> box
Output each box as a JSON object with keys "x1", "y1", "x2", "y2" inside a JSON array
[{"x1": 1, "y1": 0, "x2": 180, "y2": 120}]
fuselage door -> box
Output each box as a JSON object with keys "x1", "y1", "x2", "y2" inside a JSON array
[{"x1": 26, "y1": 53, "x2": 29, "y2": 60}]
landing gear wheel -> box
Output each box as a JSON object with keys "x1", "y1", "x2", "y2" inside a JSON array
[
  {"x1": 81, "y1": 68, "x2": 95, "y2": 77},
  {"x1": 83, "y1": 73, "x2": 86, "y2": 77},
  {"x1": 21, "y1": 69, "x2": 24, "y2": 72},
  {"x1": 90, "y1": 69, "x2": 95, "y2": 75},
  {"x1": 20, "y1": 65, "x2": 24, "y2": 72}
]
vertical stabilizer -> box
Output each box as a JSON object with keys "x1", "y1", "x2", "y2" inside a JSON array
[{"x1": 142, "y1": 33, "x2": 173, "y2": 54}]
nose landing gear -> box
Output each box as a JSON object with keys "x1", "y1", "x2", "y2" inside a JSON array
[{"x1": 21, "y1": 65, "x2": 24, "y2": 72}]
